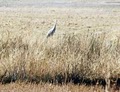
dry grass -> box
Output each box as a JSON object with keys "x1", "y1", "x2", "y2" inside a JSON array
[
  {"x1": 0, "y1": 82, "x2": 105, "y2": 92},
  {"x1": 0, "y1": 7, "x2": 120, "y2": 91}
]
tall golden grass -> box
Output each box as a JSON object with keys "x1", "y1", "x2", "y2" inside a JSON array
[{"x1": 0, "y1": 29, "x2": 120, "y2": 84}]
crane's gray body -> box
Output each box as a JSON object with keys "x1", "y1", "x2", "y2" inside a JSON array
[{"x1": 46, "y1": 21, "x2": 57, "y2": 38}]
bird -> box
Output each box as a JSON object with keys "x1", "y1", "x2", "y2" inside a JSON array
[{"x1": 46, "y1": 20, "x2": 57, "y2": 38}]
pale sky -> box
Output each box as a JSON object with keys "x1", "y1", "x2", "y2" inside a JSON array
[{"x1": 0, "y1": 0, "x2": 119, "y2": 8}]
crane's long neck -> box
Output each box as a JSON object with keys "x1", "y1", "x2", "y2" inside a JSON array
[{"x1": 53, "y1": 21, "x2": 57, "y2": 29}]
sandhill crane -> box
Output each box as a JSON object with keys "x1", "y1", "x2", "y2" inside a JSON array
[{"x1": 46, "y1": 20, "x2": 57, "y2": 38}]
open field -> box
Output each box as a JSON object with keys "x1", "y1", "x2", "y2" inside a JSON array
[
  {"x1": 0, "y1": 82, "x2": 106, "y2": 92},
  {"x1": 0, "y1": 7, "x2": 120, "y2": 91},
  {"x1": 0, "y1": 82, "x2": 105, "y2": 92}
]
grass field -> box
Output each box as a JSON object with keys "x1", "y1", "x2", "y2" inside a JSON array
[
  {"x1": 0, "y1": 82, "x2": 107, "y2": 92},
  {"x1": 0, "y1": 82, "x2": 105, "y2": 92},
  {"x1": 0, "y1": 7, "x2": 120, "y2": 91}
]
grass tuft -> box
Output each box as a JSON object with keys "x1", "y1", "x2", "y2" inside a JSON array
[{"x1": 0, "y1": 30, "x2": 120, "y2": 85}]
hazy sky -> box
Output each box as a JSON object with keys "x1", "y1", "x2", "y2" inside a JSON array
[{"x1": 0, "y1": 0, "x2": 119, "y2": 8}]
